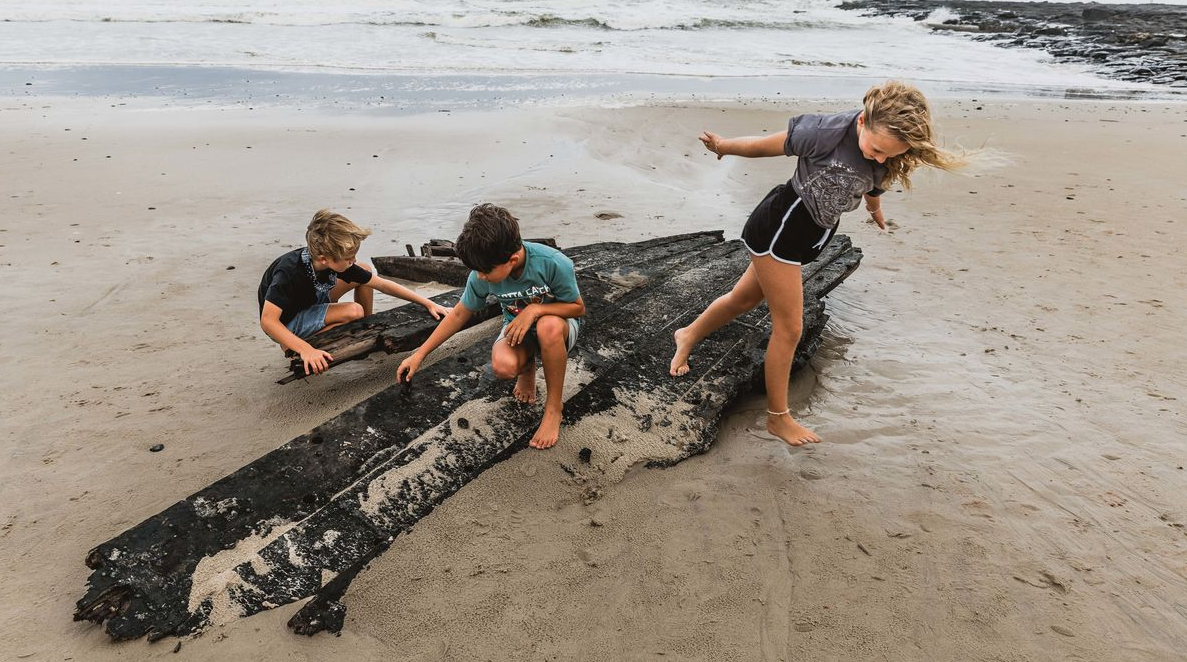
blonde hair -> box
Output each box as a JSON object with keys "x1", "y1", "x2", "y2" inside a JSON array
[
  {"x1": 305, "y1": 209, "x2": 371, "y2": 260},
  {"x1": 863, "y1": 80, "x2": 968, "y2": 190}
]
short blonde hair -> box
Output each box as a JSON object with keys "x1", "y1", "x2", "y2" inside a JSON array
[
  {"x1": 306, "y1": 209, "x2": 371, "y2": 260},
  {"x1": 863, "y1": 80, "x2": 968, "y2": 190}
]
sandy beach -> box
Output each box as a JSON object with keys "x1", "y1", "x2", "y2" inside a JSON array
[{"x1": 2, "y1": 88, "x2": 1185, "y2": 660}]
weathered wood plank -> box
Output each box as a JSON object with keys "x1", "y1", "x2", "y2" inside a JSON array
[
  {"x1": 419, "y1": 236, "x2": 556, "y2": 258},
  {"x1": 371, "y1": 255, "x2": 470, "y2": 287},
  {"x1": 75, "y1": 232, "x2": 861, "y2": 641}
]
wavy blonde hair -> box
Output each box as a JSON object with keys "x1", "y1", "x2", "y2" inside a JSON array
[
  {"x1": 864, "y1": 80, "x2": 967, "y2": 190},
  {"x1": 306, "y1": 209, "x2": 372, "y2": 260}
]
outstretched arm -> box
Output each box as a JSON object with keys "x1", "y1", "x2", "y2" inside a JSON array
[
  {"x1": 700, "y1": 130, "x2": 787, "y2": 159},
  {"x1": 370, "y1": 275, "x2": 450, "y2": 319},
  {"x1": 396, "y1": 303, "x2": 474, "y2": 382}
]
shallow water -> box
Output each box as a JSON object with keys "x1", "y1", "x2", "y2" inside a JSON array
[{"x1": 1, "y1": 0, "x2": 1174, "y2": 95}]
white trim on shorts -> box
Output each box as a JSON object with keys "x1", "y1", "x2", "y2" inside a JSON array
[
  {"x1": 742, "y1": 198, "x2": 805, "y2": 266},
  {"x1": 812, "y1": 226, "x2": 835, "y2": 250}
]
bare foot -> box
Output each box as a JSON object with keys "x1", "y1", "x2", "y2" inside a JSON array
[
  {"x1": 513, "y1": 368, "x2": 537, "y2": 404},
  {"x1": 669, "y1": 327, "x2": 696, "y2": 377},
  {"x1": 767, "y1": 412, "x2": 821, "y2": 447},
  {"x1": 529, "y1": 408, "x2": 562, "y2": 449}
]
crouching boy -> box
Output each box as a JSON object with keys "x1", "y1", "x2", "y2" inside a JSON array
[
  {"x1": 396, "y1": 204, "x2": 584, "y2": 449},
  {"x1": 259, "y1": 209, "x2": 450, "y2": 376}
]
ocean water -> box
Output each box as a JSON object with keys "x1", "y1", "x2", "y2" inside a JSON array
[{"x1": 0, "y1": 1, "x2": 1181, "y2": 103}]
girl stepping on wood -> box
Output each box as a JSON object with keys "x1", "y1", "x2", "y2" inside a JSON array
[{"x1": 670, "y1": 80, "x2": 966, "y2": 446}]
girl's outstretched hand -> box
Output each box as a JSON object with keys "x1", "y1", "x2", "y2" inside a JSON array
[
  {"x1": 869, "y1": 208, "x2": 887, "y2": 231},
  {"x1": 699, "y1": 131, "x2": 726, "y2": 159}
]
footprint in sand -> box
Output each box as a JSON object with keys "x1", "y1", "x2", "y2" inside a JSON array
[{"x1": 800, "y1": 467, "x2": 825, "y2": 480}]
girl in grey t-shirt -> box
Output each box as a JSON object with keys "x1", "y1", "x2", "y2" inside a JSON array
[{"x1": 670, "y1": 81, "x2": 966, "y2": 447}]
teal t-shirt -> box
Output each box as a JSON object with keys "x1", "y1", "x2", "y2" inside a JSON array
[{"x1": 459, "y1": 242, "x2": 581, "y2": 324}]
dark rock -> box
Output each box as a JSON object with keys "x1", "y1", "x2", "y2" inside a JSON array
[
  {"x1": 578, "y1": 447, "x2": 592, "y2": 463},
  {"x1": 839, "y1": 0, "x2": 1187, "y2": 89},
  {"x1": 149, "y1": 444, "x2": 164, "y2": 452}
]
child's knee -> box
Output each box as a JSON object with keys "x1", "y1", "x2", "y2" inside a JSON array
[
  {"x1": 491, "y1": 354, "x2": 521, "y2": 380},
  {"x1": 535, "y1": 316, "x2": 568, "y2": 346},
  {"x1": 734, "y1": 292, "x2": 763, "y2": 313},
  {"x1": 345, "y1": 302, "x2": 365, "y2": 321}
]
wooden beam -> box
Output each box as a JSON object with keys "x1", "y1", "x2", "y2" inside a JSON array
[{"x1": 74, "y1": 232, "x2": 861, "y2": 641}]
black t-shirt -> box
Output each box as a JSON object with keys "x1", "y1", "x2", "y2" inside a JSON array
[{"x1": 257, "y1": 248, "x2": 373, "y2": 324}]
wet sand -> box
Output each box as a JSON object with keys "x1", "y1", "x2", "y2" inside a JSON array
[{"x1": 1, "y1": 93, "x2": 1185, "y2": 660}]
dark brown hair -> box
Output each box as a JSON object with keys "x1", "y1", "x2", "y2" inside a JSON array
[{"x1": 456, "y1": 204, "x2": 522, "y2": 272}]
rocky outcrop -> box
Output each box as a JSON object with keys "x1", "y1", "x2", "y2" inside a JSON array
[{"x1": 841, "y1": 1, "x2": 1187, "y2": 88}]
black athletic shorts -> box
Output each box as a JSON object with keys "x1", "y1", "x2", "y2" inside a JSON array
[{"x1": 741, "y1": 182, "x2": 837, "y2": 266}]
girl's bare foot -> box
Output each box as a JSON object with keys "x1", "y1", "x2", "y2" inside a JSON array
[
  {"x1": 514, "y1": 368, "x2": 537, "y2": 404},
  {"x1": 669, "y1": 327, "x2": 696, "y2": 377},
  {"x1": 767, "y1": 410, "x2": 821, "y2": 446}
]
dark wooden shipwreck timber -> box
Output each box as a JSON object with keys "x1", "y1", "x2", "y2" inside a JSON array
[{"x1": 75, "y1": 232, "x2": 863, "y2": 640}]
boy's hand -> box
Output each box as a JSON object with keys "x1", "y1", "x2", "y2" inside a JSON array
[
  {"x1": 425, "y1": 302, "x2": 451, "y2": 320},
  {"x1": 397, "y1": 352, "x2": 423, "y2": 383},
  {"x1": 299, "y1": 348, "x2": 334, "y2": 375},
  {"x1": 699, "y1": 131, "x2": 726, "y2": 160},
  {"x1": 503, "y1": 306, "x2": 540, "y2": 346}
]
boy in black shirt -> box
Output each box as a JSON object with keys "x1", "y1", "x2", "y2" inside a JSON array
[{"x1": 258, "y1": 209, "x2": 449, "y2": 376}]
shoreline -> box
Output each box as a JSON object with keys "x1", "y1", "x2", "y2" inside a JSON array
[{"x1": 3, "y1": 65, "x2": 1184, "y2": 116}]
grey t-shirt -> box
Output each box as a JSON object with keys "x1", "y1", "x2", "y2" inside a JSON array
[{"x1": 785, "y1": 109, "x2": 887, "y2": 229}]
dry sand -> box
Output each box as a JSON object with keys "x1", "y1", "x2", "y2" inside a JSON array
[{"x1": 1, "y1": 91, "x2": 1185, "y2": 661}]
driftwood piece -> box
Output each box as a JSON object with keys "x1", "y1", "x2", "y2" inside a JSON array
[
  {"x1": 75, "y1": 232, "x2": 862, "y2": 641},
  {"x1": 419, "y1": 238, "x2": 455, "y2": 257},
  {"x1": 419, "y1": 237, "x2": 557, "y2": 258},
  {"x1": 371, "y1": 255, "x2": 470, "y2": 287},
  {"x1": 277, "y1": 289, "x2": 496, "y2": 385},
  {"x1": 282, "y1": 231, "x2": 726, "y2": 383}
]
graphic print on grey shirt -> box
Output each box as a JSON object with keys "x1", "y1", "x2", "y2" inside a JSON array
[{"x1": 784, "y1": 109, "x2": 888, "y2": 229}]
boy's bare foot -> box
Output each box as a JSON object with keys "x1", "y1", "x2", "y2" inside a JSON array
[
  {"x1": 514, "y1": 368, "x2": 537, "y2": 404},
  {"x1": 767, "y1": 411, "x2": 821, "y2": 447},
  {"x1": 529, "y1": 408, "x2": 562, "y2": 449},
  {"x1": 669, "y1": 327, "x2": 696, "y2": 377}
]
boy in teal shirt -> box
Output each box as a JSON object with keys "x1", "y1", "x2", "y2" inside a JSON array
[{"x1": 397, "y1": 204, "x2": 585, "y2": 449}]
